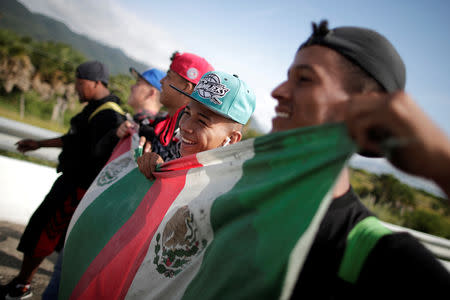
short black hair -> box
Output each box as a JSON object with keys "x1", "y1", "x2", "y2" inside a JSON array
[{"x1": 337, "y1": 54, "x2": 385, "y2": 94}]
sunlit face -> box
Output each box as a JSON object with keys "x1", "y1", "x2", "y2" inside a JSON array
[
  {"x1": 159, "y1": 70, "x2": 191, "y2": 114},
  {"x1": 271, "y1": 45, "x2": 350, "y2": 132},
  {"x1": 75, "y1": 78, "x2": 96, "y2": 102},
  {"x1": 179, "y1": 100, "x2": 234, "y2": 157},
  {"x1": 128, "y1": 77, "x2": 155, "y2": 111}
]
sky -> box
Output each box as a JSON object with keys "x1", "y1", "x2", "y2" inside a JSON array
[{"x1": 18, "y1": 0, "x2": 450, "y2": 134}]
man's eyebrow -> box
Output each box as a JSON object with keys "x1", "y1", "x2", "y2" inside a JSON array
[
  {"x1": 198, "y1": 112, "x2": 212, "y2": 121},
  {"x1": 290, "y1": 64, "x2": 316, "y2": 74}
]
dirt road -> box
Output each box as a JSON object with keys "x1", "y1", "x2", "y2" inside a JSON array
[{"x1": 0, "y1": 221, "x2": 57, "y2": 299}]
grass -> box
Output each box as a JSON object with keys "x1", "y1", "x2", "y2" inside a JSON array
[
  {"x1": 0, "y1": 149, "x2": 57, "y2": 168},
  {"x1": 0, "y1": 105, "x2": 67, "y2": 133},
  {"x1": 359, "y1": 195, "x2": 404, "y2": 225},
  {"x1": 350, "y1": 168, "x2": 450, "y2": 239},
  {"x1": 0, "y1": 102, "x2": 60, "y2": 168}
]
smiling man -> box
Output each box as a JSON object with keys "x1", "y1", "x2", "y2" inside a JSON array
[
  {"x1": 271, "y1": 21, "x2": 449, "y2": 299},
  {"x1": 136, "y1": 71, "x2": 256, "y2": 180}
]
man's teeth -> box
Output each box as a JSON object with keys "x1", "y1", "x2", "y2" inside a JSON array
[
  {"x1": 276, "y1": 112, "x2": 290, "y2": 118},
  {"x1": 182, "y1": 137, "x2": 195, "y2": 145}
]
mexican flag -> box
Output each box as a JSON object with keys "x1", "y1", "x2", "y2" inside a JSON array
[{"x1": 59, "y1": 123, "x2": 356, "y2": 300}]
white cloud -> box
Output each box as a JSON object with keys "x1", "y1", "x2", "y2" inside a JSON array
[{"x1": 19, "y1": 0, "x2": 180, "y2": 69}]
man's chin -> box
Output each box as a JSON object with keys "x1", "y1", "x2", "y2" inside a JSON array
[
  {"x1": 159, "y1": 95, "x2": 169, "y2": 106},
  {"x1": 272, "y1": 118, "x2": 315, "y2": 133},
  {"x1": 271, "y1": 119, "x2": 294, "y2": 133}
]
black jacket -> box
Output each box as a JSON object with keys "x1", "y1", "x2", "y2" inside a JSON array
[
  {"x1": 138, "y1": 108, "x2": 183, "y2": 162},
  {"x1": 57, "y1": 94, "x2": 125, "y2": 189}
]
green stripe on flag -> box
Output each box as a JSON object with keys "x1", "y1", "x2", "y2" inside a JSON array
[
  {"x1": 60, "y1": 168, "x2": 153, "y2": 300},
  {"x1": 182, "y1": 124, "x2": 355, "y2": 299}
]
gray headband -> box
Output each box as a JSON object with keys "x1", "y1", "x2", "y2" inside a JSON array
[{"x1": 299, "y1": 21, "x2": 406, "y2": 92}]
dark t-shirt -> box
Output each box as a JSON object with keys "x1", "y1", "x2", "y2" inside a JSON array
[
  {"x1": 133, "y1": 109, "x2": 167, "y2": 126},
  {"x1": 138, "y1": 107, "x2": 184, "y2": 162},
  {"x1": 58, "y1": 94, "x2": 125, "y2": 189},
  {"x1": 291, "y1": 187, "x2": 450, "y2": 299}
]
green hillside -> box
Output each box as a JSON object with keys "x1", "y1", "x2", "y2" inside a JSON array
[
  {"x1": 350, "y1": 168, "x2": 450, "y2": 239},
  {"x1": 0, "y1": 0, "x2": 149, "y2": 75}
]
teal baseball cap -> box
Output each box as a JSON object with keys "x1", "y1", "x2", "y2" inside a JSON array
[{"x1": 170, "y1": 71, "x2": 256, "y2": 124}]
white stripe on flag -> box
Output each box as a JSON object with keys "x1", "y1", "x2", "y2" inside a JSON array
[{"x1": 66, "y1": 135, "x2": 140, "y2": 240}]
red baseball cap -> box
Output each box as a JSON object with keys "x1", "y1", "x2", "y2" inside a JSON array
[{"x1": 169, "y1": 52, "x2": 214, "y2": 84}]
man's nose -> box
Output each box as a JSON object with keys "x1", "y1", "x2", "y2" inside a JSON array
[
  {"x1": 271, "y1": 81, "x2": 289, "y2": 101},
  {"x1": 180, "y1": 120, "x2": 194, "y2": 133}
]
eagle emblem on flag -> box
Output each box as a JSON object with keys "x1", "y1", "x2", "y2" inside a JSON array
[
  {"x1": 96, "y1": 156, "x2": 132, "y2": 186},
  {"x1": 153, "y1": 206, "x2": 207, "y2": 278}
]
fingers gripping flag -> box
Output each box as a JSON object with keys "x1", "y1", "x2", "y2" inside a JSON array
[{"x1": 60, "y1": 123, "x2": 356, "y2": 300}]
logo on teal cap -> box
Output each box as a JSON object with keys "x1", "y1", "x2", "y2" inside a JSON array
[
  {"x1": 170, "y1": 71, "x2": 256, "y2": 124},
  {"x1": 195, "y1": 73, "x2": 230, "y2": 105}
]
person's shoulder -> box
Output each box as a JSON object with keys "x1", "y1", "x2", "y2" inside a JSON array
[
  {"x1": 153, "y1": 113, "x2": 170, "y2": 125},
  {"x1": 90, "y1": 107, "x2": 125, "y2": 123},
  {"x1": 355, "y1": 231, "x2": 450, "y2": 297},
  {"x1": 371, "y1": 231, "x2": 434, "y2": 258},
  {"x1": 323, "y1": 188, "x2": 373, "y2": 228},
  {"x1": 89, "y1": 96, "x2": 125, "y2": 123}
]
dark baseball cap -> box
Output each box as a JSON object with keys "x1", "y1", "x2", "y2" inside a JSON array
[
  {"x1": 76, "y1": 61, "x2": 109, "y2": 86},
  {"x1": 299, "y1": 20, "x2": 406, "y2": 92}
]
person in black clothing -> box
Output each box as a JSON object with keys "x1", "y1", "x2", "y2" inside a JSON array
[
  {"x1": 271, "y1": 21, "x2": 450, "y2": 299},
  {"x1": 1, "y1": 61, "x2": 125, "y2": 300}
]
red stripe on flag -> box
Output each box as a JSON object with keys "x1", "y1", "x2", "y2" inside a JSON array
[
  {"x1": 158, "y1": 153, "x2": 204, "y2": 172},
  {"x1": 69, "y1": 158, "x2": 203, "y2": 300},
  {"x1": 106, "y1": 134, "x2": 134, "y2": 164}
]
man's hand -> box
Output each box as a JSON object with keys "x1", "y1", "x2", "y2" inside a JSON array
[
  {"x1": 346, "y1": 91, "x2": 450, "y2": 189},
  {"x1": 136, "y1": 136, "x2": 164, "y2": 181},
  {"x1": 15, "y1": 139, "x2": 40, "y2": 153},
  {"x1": 116, "y1": 120, "x2": 136, "y2": 139}
]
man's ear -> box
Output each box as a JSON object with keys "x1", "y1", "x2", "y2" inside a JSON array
[
  {"x1": 147, "y1": 87, "x2": 156, "y2": 98},
  {"x1": 95, "y1": 80, "x2": 106, "y2": 89},
  {"x1": 228, "y1": 130, "x2": 242, "y2": 145},
  {"x1": 183, "y1": 81, "x2": 195, "y2": 94}
]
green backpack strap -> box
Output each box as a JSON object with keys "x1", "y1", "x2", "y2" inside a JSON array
[
  {"x1": 338, "y1": 216, "x2": 392, "y2": 284},
  {"x1": 88, "y1": 101, "x2": 125, "y2": 122}
]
